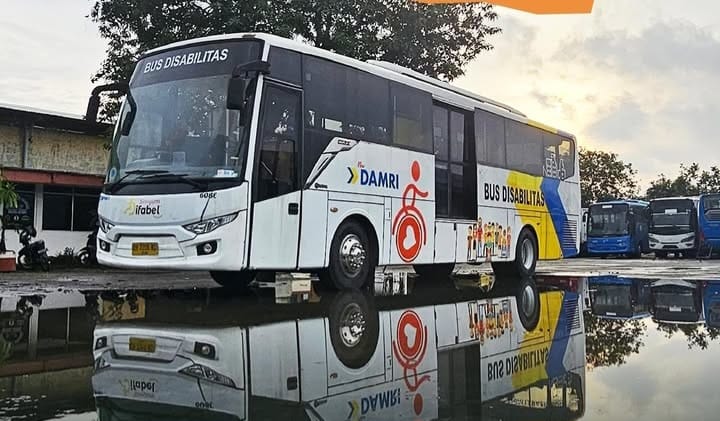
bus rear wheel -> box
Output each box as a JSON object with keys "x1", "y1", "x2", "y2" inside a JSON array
[
  {"x1": 209, "y1": 270, "x2": 255, "y2": 292},
  {"x1": 492, "y1": 228, "x2": 537, "y2": 278},
  {"x1": 413, "y1": 263, "x2": 455, "y2": 279},
  {"x1": 320, "y1": 219, "x2": 376, "y2": 290}
]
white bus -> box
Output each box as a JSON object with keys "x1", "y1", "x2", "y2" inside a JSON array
[
  {"x1": 87, "y1": 33, "x2": 581, "y2": 289},
  {"x1": 91, "y1": 287, "x2": 584, "y2": 420}
]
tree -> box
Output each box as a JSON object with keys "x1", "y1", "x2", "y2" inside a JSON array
[
  {"x1": 579, "y1": 148, "x2": 639, "y2": 207},
  {"x1": 646, "y1": 163, "x2": 720, "y2": 199},
  {"x1": 584, "y1": 312, "x2": 646, "y2": 368},
  {"x1": 90, "y1": 0, "x2": 501, "y2": 119},
  {"x1": 0, "y1": 174, "x2": 18, "y2": 254},
  {"x1": 655, "y1": 322, "x2": 720, "y2": 350}
]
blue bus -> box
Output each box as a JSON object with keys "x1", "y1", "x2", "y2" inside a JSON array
[
  {"x1": 698, "y1": 193, "x2": 720, "y2": 255},
  {"x1": 589, "y1": 276, "x2": 651, "y2": 320},
  {"x1": 587, "y1": 200, "x2": 649, "y2": 257},
  {"x1": 703, "y1": 281, "x2": 720, "y2": 328}
]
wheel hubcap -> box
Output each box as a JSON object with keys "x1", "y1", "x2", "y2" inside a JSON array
[
  {"x1": 339, "y1": 234, "x2": 366, "y2": 277},
  {"x1": 521, "y1": 238, "x2": 534, "y2": 269},
  {"x1": 339, "y1": 303, "x2": 366, "y2": 348},
  {"x1": 521, "y1": 284, "x2": 536, "y2": 317}
]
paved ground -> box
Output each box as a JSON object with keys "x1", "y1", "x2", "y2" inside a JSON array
[
  {"x1": 537, "y1": 256, "x2": 720, "y2": 280},
  {"x1": 2, "y1": 255, "x2": 720, "y2": 295}
]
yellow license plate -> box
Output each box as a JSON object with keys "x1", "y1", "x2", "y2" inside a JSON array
[
  {"x1": 132, "y1": 242, "x2": 159, "y2": 256},
  {"x1": 129, "y1": 337, "x2": 156, "y2": 353}
]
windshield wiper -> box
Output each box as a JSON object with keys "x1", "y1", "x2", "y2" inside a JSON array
[
  {"x1": 138, "y1": 172, "x2": 207, "y2": 190},
  {"x1": 107, "y1": 169, "x2": 169, "y2": 193}
]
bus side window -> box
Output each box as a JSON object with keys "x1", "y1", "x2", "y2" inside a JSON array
[
  {"x1": 558, "y1": 137, "x2": 575, "y2": 178},
  {"x1": 474, "y1": 109, "x2": 505, "y2": 167},
  {"x1": 543, "y1": 133, "x2": 560, "y2": 178},
  {"x1": 391, "y1": 82, "x2": 433, "y2": 153}
]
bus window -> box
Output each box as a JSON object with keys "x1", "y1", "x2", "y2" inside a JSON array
[
  {"x1": 543, "y1": 133, "x2": 560, "y2": 178},
  {"x1": 474, "y1": 109, "x2": 505, "y2": 167},
  {"x1": 433, "y1": 106, "x2": 449, "y2": 160},
  {"x1": 391, "y1": 82, "x2": 433, "y2": 153},
  {"x1": 506, "y1": 120, "x2": 543, "y2": 176},
  {"x1": 559, "y1": 137, "x2": 575, "y2": 178},
  {"x1": 257, "y1": 85, "x2": 300, "y2": 201},
  {"x1": 268, "y1": 47, "x2": 302, "y2": 85}
]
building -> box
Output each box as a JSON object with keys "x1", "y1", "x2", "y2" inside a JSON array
[{"x1": 0, "y1": 103, "x2": 111, "y2": 256}]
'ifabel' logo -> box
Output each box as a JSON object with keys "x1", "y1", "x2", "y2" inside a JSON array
[
  {"x1": 347, "y1": 161, "x2": 400, "y2": 189},
  {"x1": 124, "y1": 199, "x2": 162, "y2": 218}
]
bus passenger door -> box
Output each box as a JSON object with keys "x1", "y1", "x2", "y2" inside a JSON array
[{"x1": 249, "y1": 83, "x2": 302, "y2": 269}]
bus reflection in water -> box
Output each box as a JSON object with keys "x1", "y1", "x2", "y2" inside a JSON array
[{"x1": 91, "y1": 281, "x2": 585, "y2": 420}]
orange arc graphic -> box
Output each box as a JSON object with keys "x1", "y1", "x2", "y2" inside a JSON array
[{"x1": 414, "y1": 0, "x2": 594, "y2": 14}]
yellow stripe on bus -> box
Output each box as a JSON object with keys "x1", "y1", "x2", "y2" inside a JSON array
[{"x1": 527, "y1": 119, "x2": 559, "y2": 134}]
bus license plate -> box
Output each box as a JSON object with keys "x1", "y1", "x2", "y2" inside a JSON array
[
  {"x1": 129, "y1": 337, "x2": 156, "y2": 353},
  {"x1": 669, "y1": 306, "x2": 681, "y2": 312},
  {"x1": 132, "y1": 242, "x2": 159, "y2": 256}
]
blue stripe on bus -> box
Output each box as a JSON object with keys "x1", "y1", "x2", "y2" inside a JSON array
[
  {"x1": 546, "y1": 292, "x2": 577, "y2": 379},
  {"x1": 540, "y1": 178, "x2": 578, "y2": 257}
]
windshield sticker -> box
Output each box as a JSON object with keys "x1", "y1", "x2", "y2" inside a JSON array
[
  {"x1": 215, "y1": 169, "x2": 237, "y2": 178},
  {"x1": 108, "y1": 167, "x2": 118, "y2": 183}
]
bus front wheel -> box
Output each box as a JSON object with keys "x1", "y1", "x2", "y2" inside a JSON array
[
  {"x1": 492, "y1": 228, "x2": 537, "y2": 278},
  {"x1": 321, "y1": 219, "x2": 376, "y2": 290},
  {"x1": 209, "y1": 270, "x2": 255, "y2": 292}
]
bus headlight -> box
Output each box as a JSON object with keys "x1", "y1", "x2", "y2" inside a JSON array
[
  {"x1": 183, "y1": 213, "x2": 238, "y2": 235},
  {"x1": 99, "y1": 217, "x2": 115, "y2": 233},
  {"x1": 681, "y1": 235, "x2": 695, "y2": 243},
  {"x1": 180, "y1": 364, "x2": 236, "y2": 388}
]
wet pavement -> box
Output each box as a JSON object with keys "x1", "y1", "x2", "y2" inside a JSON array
[{"x1": 1, "y1": 261, "x2": 719, "y2": 420}]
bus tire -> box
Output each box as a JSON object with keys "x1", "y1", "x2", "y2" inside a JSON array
[
  {"x1": 515, "y1": 277, "x2": 541, "y2": 331},
  {"x1": 321, "y1": 219, "x2": 376, "y2": 290},
  {"x1": 209, "y1": 270, "x2": 255, "y2": 293},
  {"x1": 328, "y1": 290, "x2": 379, "y2": 369},
  {"x1": 413, "y1": 263, "x2": 455, "y2": 279},
  {"x1": 630, "y1": 243, "x2": 642, "y2": 259},
  {"x1": 491, "y1": 228, "x2": 537, "y2": 278}
]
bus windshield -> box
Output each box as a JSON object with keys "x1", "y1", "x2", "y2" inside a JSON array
[
  {"x1": 105, "y1": 41, "x2": 261, "y2": 188},
  {"x1": 592, "y1": 284, "x2": 632, "y2": 316},
  {"x1": 650, "y1": 199, "x2": 693, "y2": 234},
  {"x1": 588, "y1": 204, "x2": 628, "y2": 237},
  {"x1": 702, "y1": 194, "x2": 720, "y2": 212}
]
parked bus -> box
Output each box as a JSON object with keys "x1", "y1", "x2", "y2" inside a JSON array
[
  {"x1": 91, "y1": 286, "x2": 584, "y2": 421},
  {"x1": 650, "y1": 280, "x2": 703, "y2": 324},
  {"x1": 648, "y1": 196, "x2": 699, "y2": 258},
  {"x1": 698, "y1": 193, "x2": 720, "y2": 255},
  {"x1": 86, "y1": 32, "x2": 581, "y2": 290},
  {"x1": 588, "y1": 276, "x2": 651, "y2": 320},
  {"x1": 586, "y1": 200, "x2": 649, "y2": 257}
]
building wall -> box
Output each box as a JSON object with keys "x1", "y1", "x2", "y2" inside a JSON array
[
  {"x1": 1, "y1": 121, "x2": 108, "y2": 257},
  {"x1": 0, "y1": 124, "x2": 22, "y2": 167},
  {"x1": 27, "y1": 127, "x2": 108, "y2": 175}
]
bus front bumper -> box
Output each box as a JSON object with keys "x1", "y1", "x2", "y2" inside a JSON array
[
  {"x1": 648, "y1": 233, "x2": 695, "y2": 251},
  {"x1": 96, "y1": 214, "x2": 246, "y2": 271}
]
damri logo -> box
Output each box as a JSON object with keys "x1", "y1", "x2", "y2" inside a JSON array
[
  {"x1": 346, "y1": 388, "x2": 401, "y2": 420},
  {"x1": 124, "y1": 199, "x2": 162, "y2": 218},
  {"x1": 347, "y1": 161, "x2": 400, "y2": 190}
]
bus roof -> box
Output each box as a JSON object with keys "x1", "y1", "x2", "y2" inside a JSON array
[
  {"x1": 650, "y1": 196, "x2": 699, "y2": 202},
  {"x1": 143, "y1": 32, "x2": 576, "y2": 140},
  {"x1": 591, "y1": 199, "x2": 648, "y2": 207}
]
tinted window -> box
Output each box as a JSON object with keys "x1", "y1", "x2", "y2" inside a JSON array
[
  {"x1": 435, "y1": 163, "x2": 449, "y2": 216},
  {"x1": 543, "y1": 133, "x2": 560, "y2": 179},
  {"x1": 474, "y1": 109, "x2": 505, "y2": 166},
  {"x1": 506, "y1": 120, "x2": 543, "y2": 176},
  {"x1": 392, "y1": 83, "x2": 432, "y2": 153},
  {"x1": 268, "y1": 47, "x2": 302, "y2": 85},
  {"x1": 558, "y1": 137, "x2": 575, "y2": 178},
  {"x1": 73, "y1": 195, "x2": 99, "y2": 231},
  {"x1": 345, "y1": 70, "x2": 390, "y2": 143},
  {"x1": 433, "y1": 106, "x2": 449, "y2": 160},
  {"x1": 450, "y1": 111, "x2": 464, "y2": 162},
  {"x1": 43, "y1": 192, "x2": 72, "y2": 230},
  {"x1": 257, "y1": 85, "x2": 300, "y2": 201}
]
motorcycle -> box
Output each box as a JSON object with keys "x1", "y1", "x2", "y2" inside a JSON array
[
  {"x1": 77, "y1": 223, "x2": 98, "y2": 266},
  {"x1": 17, "y1": 227, "x2": 50, "y2": 271}
]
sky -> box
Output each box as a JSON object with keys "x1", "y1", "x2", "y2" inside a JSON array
[{"x1": 1, "y1": 0, "x2": 719, "y2": 187}]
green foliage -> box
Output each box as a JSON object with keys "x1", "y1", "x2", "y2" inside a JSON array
[
  {"x1": 655, "y1": 322, "x2": 720, "y2": 350},
  {"x1": 90, "y1": 0, "x2": 500, "y2": 119},
  {"x1": 645, "y1": 163, "x2": 720, "y2": 199},
  {"x1": 0, "y1": 175, "x2": 18, "y2": 211},
  {"x1": 584, "y1": 312, "x2": 647, "y2": 367},
  {"x1": 579, "y1": 148, "x2": 639, "y2": 207}
]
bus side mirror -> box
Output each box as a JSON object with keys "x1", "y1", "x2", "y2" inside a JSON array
[
  {"x1": 85, "y1": 82, "x2": 129, "y2": 123},
  {"x1": 227, "y1": 77, "x2": 248, "y2": 111}
]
